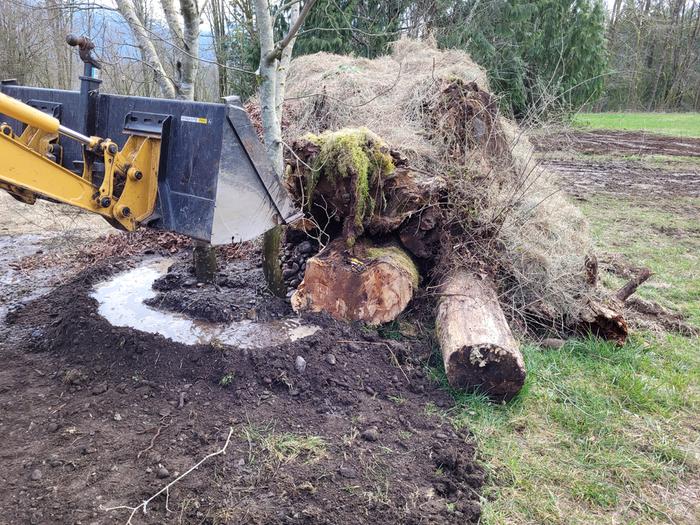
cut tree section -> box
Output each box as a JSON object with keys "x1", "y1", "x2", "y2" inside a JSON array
[
  {"x1": 436, "y1": 270, "x2": 526, "y2": 401},
  {"x1": 291, "y1": 239, "x2": 418, "y2": 325}
]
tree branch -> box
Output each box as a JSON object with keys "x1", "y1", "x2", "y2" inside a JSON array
[{"x1": 265, "y1": 0, "x2": 318, "y2": 64}]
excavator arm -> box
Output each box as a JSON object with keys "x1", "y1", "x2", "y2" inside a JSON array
[
  {"x1": 0, "y1": 35, "x2": 300, "y2": 244},
  {"x1": 0, "y1": 92, "x2": 160, "y2": 231}
]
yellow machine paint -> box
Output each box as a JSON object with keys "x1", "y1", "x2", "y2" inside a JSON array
[{"x1": 0, "y1": 92, "x2": 161, "y2": 231}]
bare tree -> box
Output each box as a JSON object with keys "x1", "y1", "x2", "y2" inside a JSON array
[
  {"x1": 253, "y1": 0, "x2": 317, "y2": 295},
  {"x1": 254, "y1": 0, "x2": 317, "y2": 174},
  {"x1": 115, "y1": 0, "x2": 201, "y2": 100}
]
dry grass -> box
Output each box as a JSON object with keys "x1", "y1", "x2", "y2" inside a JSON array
[{"x1": 284, "y1": 38, "x2": 594, "y2": 333}]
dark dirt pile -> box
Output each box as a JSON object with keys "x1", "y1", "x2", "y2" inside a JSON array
[
  {"x1": 146, "y1": 256, "x2": 291, "y2": 323},
  {"x1": 1, "y1": 256, "x2": 483, "y2": 524}
]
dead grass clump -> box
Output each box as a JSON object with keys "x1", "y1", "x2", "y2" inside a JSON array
[{"x1": 283, "y1": 38, "x2": 595, "y2": 333}]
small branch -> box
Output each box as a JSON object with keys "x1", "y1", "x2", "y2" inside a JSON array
[
  {"x1": 266, "y1": 0, "x2": 318, "y2": 64},
  {"x1": 616, "y1": 267, "x2": 653, "y2": 302},
  {"x1": 103, "y1": 427, "x2": 234, "y2": 524},
  {"x1": 136, "y1": 418, "x2": 172, "y2": 459}
]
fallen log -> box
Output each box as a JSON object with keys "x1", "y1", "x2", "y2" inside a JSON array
[
  {"x1": 291, "y1": 238, "x2": 418, "y2": 325},
  {"x1": 436, "y1": 270, "x2": 526, "y2": 401}
]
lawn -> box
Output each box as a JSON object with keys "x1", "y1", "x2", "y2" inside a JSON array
[
  {"x1": 431, "y1": 123, "x2": 700, "y2": 523},
  {"x1": 572, "y1": 112, "x2": 700, "y2": 138}
]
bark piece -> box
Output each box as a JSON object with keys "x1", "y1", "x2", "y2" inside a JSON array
[
  {"x1": 398, "y1": 206, "x2": 442, "y2": 259},
  {"x1": 579, "y1": 298, "x2": 628, "y2": 346},
  {"x1": 291, "y1": 239, "x2": 418, "y2": 325},
  {"x1": 435, "y1": 270, "x2": 526, "y2": 401}
]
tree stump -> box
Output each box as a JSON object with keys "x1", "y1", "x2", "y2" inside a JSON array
[{"x1": 291, "y1": 239, "x2": 418, "y2": 325}]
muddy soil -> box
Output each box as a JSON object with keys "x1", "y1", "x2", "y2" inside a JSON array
[
  {"x1": 540, "y1": 158, "x2": 700, "y2": 199},
  {"x1": 531, "y1": 129, "x2": 700, "y2": 157},
  {"x1": 535, "y1": 128, "x2": 700, "y2": 336},
  {"x1": 146, "y1": 257, "x2": 291, "y2": 323},
  {"x1": 0, "y1": 249, "x2": 482, "y2": 524}
]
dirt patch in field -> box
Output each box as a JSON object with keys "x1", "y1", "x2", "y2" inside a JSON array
[
  {"x1": 539, "y1": 158, "x2": 700, "y2": 199},
  {"x1": 0, "y1": 254, "x2": 483, "y2": 524},
  {"x1": 531, "y1": 129, "x2": 700, "y2": 157}
]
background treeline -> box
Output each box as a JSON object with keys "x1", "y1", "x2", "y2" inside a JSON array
[{"x1": 1, "y1": 0, "x2": 699, "y2": 117}]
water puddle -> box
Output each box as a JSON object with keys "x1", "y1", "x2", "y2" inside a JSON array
[
  {"x1": 91, "y1": 259, "x2": 320, "y2": 348},
  {"x1": 0, "y1": 233, "x2": 58, "y2": 324}
]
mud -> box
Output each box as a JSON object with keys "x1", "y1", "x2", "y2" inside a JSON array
[
  {"x1": 92, "y1": 259, "x2": 320, "y2": 348},
  {"x1": 540, "y1": 158, "x2": 700, "y2": 199},
  {"x1": 145, "y1": 256, "x2": 291, "y2": 323},
  {"x1": 532, "y1": 129, "x2": 700, "y2": 157},
  {"x1": 0, "y1": 253, "x2": 483, "y2": 524}
]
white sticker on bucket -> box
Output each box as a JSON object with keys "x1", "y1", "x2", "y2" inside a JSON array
[{"x1": 181, "y1": 115, "x2": 208, "y2": 124}]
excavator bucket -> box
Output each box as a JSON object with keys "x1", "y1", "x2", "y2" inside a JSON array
[{"x1": 0, "y1": 80, "x2": 301, "y2": 244}]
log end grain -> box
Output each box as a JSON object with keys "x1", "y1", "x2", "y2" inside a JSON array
[{"x1": 444, "y1": 343, "x2": 526, "y2": 401}]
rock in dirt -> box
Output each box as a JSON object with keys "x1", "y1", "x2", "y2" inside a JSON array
[
  {"x1": 91, "y1": 383, "x2": 108, "y2": 395},
  {"x1": 295, "y1": 356, "x2": 307, "y2": 373},
  {"x1": 338, "y1": 466, "x2": 357, "y2": 479},
  {"x1": 113, "y1": 413, "x2": 122, "y2": 421},
  {"x1": 361, "y1": 427, "x2": 380, "y2": 442},
  {"x1": 156, "y1": 466, "x2": 170, "y2": 479},
  {"x1": 30, "y1": 469, "x2": 42, "y2": 481},
  {"x1": 324, "y1": 354, "x2": 337, "y2": 365},
  {"x1": 540, "y1": 338, "x2": 567, "y2": 349},
  {"x1": 46, "y1": 422, "x2": 58, "y2": 433}
]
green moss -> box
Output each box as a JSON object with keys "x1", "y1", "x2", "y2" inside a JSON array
[
  {"x1": 302, "y1": 128, "x2": 395, "y2": 236},
  {"x1": 365, "y1": 245, "x2": 420, "y2": 288}
]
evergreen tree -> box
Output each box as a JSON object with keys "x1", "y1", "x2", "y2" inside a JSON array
[
  {"x1": 294, "y1": 0, "x2": 407, "y2": 58},
  {"x1": 433, "y1": 0, "x2": 607, "y2": 118}
]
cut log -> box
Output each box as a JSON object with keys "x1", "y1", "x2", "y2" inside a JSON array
[
  {"x1": 291, "y1": 239, "x2": 418, "y2": 325},
  {"x1": 436, "y1": 270, "x2": 526, "y2": 401}
]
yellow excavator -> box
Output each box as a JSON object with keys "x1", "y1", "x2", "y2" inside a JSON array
[{"x1": 0, "y1": 35, "x2": 300, "y2": 244}]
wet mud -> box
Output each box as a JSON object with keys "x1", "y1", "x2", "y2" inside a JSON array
[
  {"x1": 540, "y1": 158, "x2": 700, "y2": 199},
  {"x1": 145, "y1": 256, "x2": 291, "y2": 323},
  {"x1": 93, "y1": 258, "x2": 319, "y2": 348}
]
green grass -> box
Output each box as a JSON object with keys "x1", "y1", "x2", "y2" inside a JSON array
[
  {"x1": 442, "y1": 190, "x2": 700, "y2": 524},
  {"x1": 573, "y1": 112, "x2": 700, "y2": 138}
]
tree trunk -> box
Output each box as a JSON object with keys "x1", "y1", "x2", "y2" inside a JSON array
[
  {"x1": 291, "y1": 238, "x2": 418, "y2": 325},
  {"x1": 436, "y1": 270, "x2": 526, "y2": 401},
  {"x1": 193, "y1": 240, "x2": 217, "y2": 283},
  {"x1": 263, "y1": 225, "x2": 287, "y2": 297}
]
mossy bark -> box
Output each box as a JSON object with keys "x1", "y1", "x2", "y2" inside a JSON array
[{"x1": 262, "y1": 225, "x2": 287, "y2": 297}]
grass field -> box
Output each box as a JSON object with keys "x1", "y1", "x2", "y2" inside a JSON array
[
  {"x1": 573, "y1": 112, "x2": 700, "y2": 138},
  {"x1": 434, "y1": 118, "x2": 700, "y2": 524}
]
